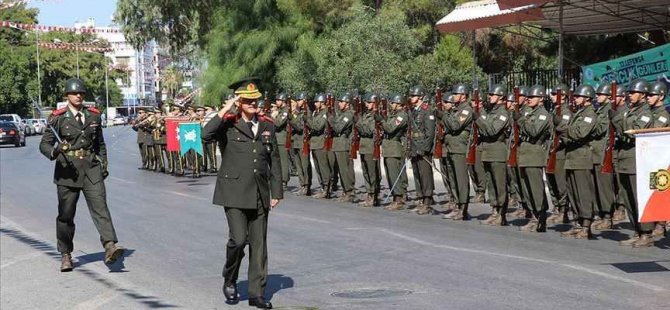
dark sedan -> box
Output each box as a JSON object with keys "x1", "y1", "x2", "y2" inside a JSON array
[{"x1": 0, "y1": 121, "x2": 26, "y2": 147}]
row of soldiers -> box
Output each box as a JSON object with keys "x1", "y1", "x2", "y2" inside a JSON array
[
  {"x1": 264, "y1": 79, "x2": 668, "y2": 248},
  {"x1": 132, "y1": 105, "x2": 219, "y2": 178}
]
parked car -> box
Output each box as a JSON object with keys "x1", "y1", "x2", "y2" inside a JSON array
[
  {"x1": 0, "y1": 121, "x2": 26, "y2": 147},
  {"x1": 21, "y1": 119, "x2": 35, "y2": 136},
  {"x1": 28, "y1": 118, "x2": 45, "y2": 134},
  {"x1": 112, "y1": 116, "x2": 127, "y2": 126},
  {"x1": 0, "y1": 114, "x2": 27, "y2": 136}
]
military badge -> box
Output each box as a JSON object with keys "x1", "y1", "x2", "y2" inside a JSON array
[{"x1": 650, "y1": 169, "x2": 670, "y2": 191}]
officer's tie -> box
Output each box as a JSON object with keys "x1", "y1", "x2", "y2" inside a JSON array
[
  {"x1": 76, "y1": 113, "x2": 83, "y2": 126},
  {"x1": 247, "y1": 121, "x2": 254, "y2": 135}
]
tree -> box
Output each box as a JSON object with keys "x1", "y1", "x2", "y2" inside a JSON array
[{"x1": 161, "y1": 65, "x2": 184, "y2": 99}]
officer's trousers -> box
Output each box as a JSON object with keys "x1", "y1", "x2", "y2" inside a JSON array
[
  {"x1": 618, "y1": 173, "x2": 655, "y2": 234},
  {"x1": 593, "y1": 164, "x2": 616, "y2": 216},
  {"x1": 277, "y1": 144, "x2": 290, "y2": 183},
  {"x1": 138, "y1": 142, "x2": 147, "y2": 167},
  {"x1": 410, "y1": 155, "x2": 434, "y2": 199},
  {"x1": 360, "y1": 153, "x2": 381, "y2": 195},
  {"x1": 468, "y1": 151, "x2": 486, "y2": 195},
  {"x1": 547, "y1": 157, "x2": 568, "y2": 210},
  {"x1": 291, "y1": 148, "x2": 312, "y2": 188},
  {"x1": 484, "y1": 161, "x2": 508, "y2": 207},
  {"x1": 507, "y1": 165, "x2": 521, "y2": 202},
  {"x1": 566, "y1": 169, "x2": 595, "y2": 220},
  {"x1": 438, "y1": 156, "x2": 455, "y2": 200},
  {"x1": 520, "y1": 167, "x2": 549, "y2": 219},
  {"x1": 447, "y1": 153, "x2": 469, "y2": 204},
  {"x1": 384, "y1": 157, "x2": 408, "y2": 196},
  {"x1": 334, "y1": 151, "x2": 355, "y2": 193},
  {"x1": 312, "y1": 149, "x2": 332, "y2": 188},
  {"x1": 56, "y1": 179, "x2": 118, "y2": 254},
  {"x1": 223, "y1": 204, "x2": 268, "y2": 298}
]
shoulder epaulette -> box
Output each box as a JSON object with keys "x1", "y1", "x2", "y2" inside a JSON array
[
  {"x1": 87, "y1": 107, "x2": 101, "y2": 114},
  {"x1": 223, "y1": 113, "x2": 238, "y2": 122},
  {"x1": 259, "y1": 115, "x2": 275, "y2": 124},
  {"x1": 421, "y1": 103, "x2": 429, "y2": 111},
  {"x1": 51, "y1": 107, "x2": 67, "y2": 116}
]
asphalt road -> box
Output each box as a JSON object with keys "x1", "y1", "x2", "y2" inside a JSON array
[{"x1": 1, "y1": 126, "x2": 669, "y2": 310}]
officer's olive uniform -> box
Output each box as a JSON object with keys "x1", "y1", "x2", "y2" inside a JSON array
[
  {"x1": 409, "y1": 104, "x2": 436, "y2": 204},
  {"x1": 289, "y1": 109, "x2": 312, "y2": 192},
  {"x1": 546, "y1": 102, "x2": 570, "y2": 219},
  {"x1": 356, "y1": 111, "x2": 381, "y2": 200},
  {"x1": 518, "y1": 105, "x2": 552, "y2": 229},
  {"x1": 308, "y1": 108, "x2": 332, "y2": 192},
  {"x1": 475, "y1": 104, "x2": 510, "y2": 215},
  {"x1": 39, "y1": 107, "x2": 118, "y2": 254},
  {"x1": 274, "y1": 106, "x2": 291, "y2": 184},
  {"x1": 379, "y1": 109, "x2": 409, "y2": 198},
  {"x1": 592, "y1": 101, "x2": 616, "y2": 218},
  {"x1": 331, "y1": 109, "x2": 356, "y2": 196},
  {"x1": 468, "y1": 144, "x2": 487, "y2": 200},
  {"x1": 435, "y1": 112, "x2": 455, "y2": 202},
  {"x1": 202, "y1": 113, "x2": 283, "y2": 299},
  {"x1": 153, "y1": 118, "x2": 167, "y2": 172},
  {"x1": 132, "y1": 118, "x2": 149, "y2": 168},
  {"x1": 143, "y1": 120, "x2": 156, "y2": 169},
  {"x1": 563, "y1": 105, "x2": 598, "y2": 224},
  {"x1": 443, "y1": 103, "x2": 473, "y2": 211}
]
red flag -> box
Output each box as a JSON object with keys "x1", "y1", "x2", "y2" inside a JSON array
[{"x1": 166, "y1": 119, "x2": 181, "y2": 151}]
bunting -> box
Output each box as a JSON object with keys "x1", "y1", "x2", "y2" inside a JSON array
[{"x1": 0, "y1": 20, "x2": 121, "y2": 33}]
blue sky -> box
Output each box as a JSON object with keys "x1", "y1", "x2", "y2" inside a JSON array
[{"x1": 29, "y1": 0, "x2": 118, "y2": 27}]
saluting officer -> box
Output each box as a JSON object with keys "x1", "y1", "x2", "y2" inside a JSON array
[
  {"x1": 546, "y1": 84, "x2": 571, "y2": 225},
  {"x1": 516, "y1": 85, "x2": 552, "y2": 232},
  {"x1": 559, "y1": 84, "x2": 598, "y2": 239},
  {"x1": 647, "y1": 81, "x2": 669, "y2": 238},
  {"x1": 590, "y1": 83, "x2": 617, "y2": 230},
  {"x1": 308, "y1": 94, "x2": 333, "y2": 199},
  {"x1": 377, "y1": 93, "x2": 409, "y2": 210},
  {"x1": 132, "y1": 108, "x2": 149, "y2": 169},
  {"x1": 272, "y1": 93, "x2": 291, "y2": 189},
  {"x1": 356, "y1": 93, "x2": 382, "y2": 207},
  {"x1": 443, "y1": 84, "x2": 473, "y2": 220},
  {"x1": 407, "y1": 86, "x2": 436, "y2": 215},
  {"x1": 476, "y1": 84, "x2": 511, "y2": 226},
  {"x1": 39, "y1": 78, "x2": 124, "y2": 272},
  {"x1": 289, "y1": 92, "x2": 313, "y2": 196},
  {"x1": 203, "y1": 78, "x2": 282, "y2": 309},
  {"x1": 331, "y1": 93, "x2": 357, "y2": 203}
]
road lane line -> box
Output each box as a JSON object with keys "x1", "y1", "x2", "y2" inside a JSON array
[
  {"x1": 0, "y1": 251, "x2": 43, "y2": 269},
  {"x1": 375, "y1": 228, "x2": 667, "y2": 292},
  {"x1": 273, "y1": 212, "x2": 332, "y2": 224},
  {"x1": 109, "y1": 176, "x2": 136, "y2": 184}
]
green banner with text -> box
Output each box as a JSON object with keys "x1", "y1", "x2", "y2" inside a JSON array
[{"x1": 582, "y1": 43, "x2": 670, "y2": 90}]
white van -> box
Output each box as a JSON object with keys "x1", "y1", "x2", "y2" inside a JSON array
[{"x1": 0, "y1": 114, "x2": 27, "y2": 135}]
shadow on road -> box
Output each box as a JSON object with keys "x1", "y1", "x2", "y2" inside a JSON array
[
  {"x1": 237, "y1": 274, "x2": 295, "y2": 301},
  {"x1": 75, "y1": 248, "x2": 136, "y2": 273},
  {"x1": 0, "y1": 227, "x2": 178, "y2": 308},
  {"x1": 609, "y1": 261, "x2": 670, "y2": 273}
]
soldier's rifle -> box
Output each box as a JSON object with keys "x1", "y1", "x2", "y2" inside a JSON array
[
  {"x1": 404, "y1": 97, "x2": 412, "y2": 159},
  {"x1": 507, "y1": 86, "x2": 521, "y2": 167},
  {"x1": 324, "y1": 93, "x2": 334, "y2": 151},
  {"x1": 302, "y1": 99, "x2": 310, "y2": 156},
  {"x1": 373, "y1": 95, "x2": 382, "y2": 160},
  {"x1": 263, "y1": 91, "x2": 271, "y2": 114},
  {"x1": 285, "y1": 95, "x2": 293, "y2": 150},
  {"x1": 433, "y1": 87, "x2": 444, "y2": 159},
  {"x1": 466, "y1": 89, "x2": 480, "y2": 165},
  {"x1": 350, "y1": 95, "x2": 361, "y2": 159},
  {"x1": 546, "y1": 89, "x2": 563, "y2": 174},
  {"x1": 600, "y1": 82, "x2": 618, "y2": 174}
]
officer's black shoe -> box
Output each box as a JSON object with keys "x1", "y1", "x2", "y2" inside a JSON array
[
  {"x1": 60, "y1": 253, "x2": 73, "y2": 272},
  {"x1": 248, "y1": 296, "x2": 272, "y2": 309},
  {"x1": 222, "y1": 282, "x2": 239, "y2": 303},
  {"x1": 103, "y1": 242, "x2": 124, "y2": 265}
]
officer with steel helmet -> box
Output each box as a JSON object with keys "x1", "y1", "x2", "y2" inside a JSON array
[
  {"x1": 590, "y1": 83, "x2": 618, "y2": 230},
  {"x1": 509, "y1": 85, "x2": 531, "y2": 219},
  {"x1": 356, "y1": 93, "x2": 382, "y2": 207},
  {"x1": 646, "y1": 81, "x2": 669, "y2": 238},
  {"x1": 376, "y1": 93, "x2": 410, "y2": 210},
  {"x1": 39, "y1": 78, "x2": 124, "y2": 272},
  {"x1": 545, "y1": 83, "x2": 572, "y2": 225},
  {"x1": 273, "y1": 92, "x2": 291, "y2": 189},
  {"x1": 307, "y1": 93, "x2": 334, "y2": 199},
  {"x1": 407, "y1": 85, "x2": 437, "y2": 215},
  {"x1": 515, "y1": 85, "x2": 552, "y2": 232},
  {"x1": 436, "y1": 93, "x2": 457, "y2": 212},
  {"x1": 476, "y1": 84, "x2": 511, "y2": 226},
  {"x1": 611, "y1": 78, "x2": 655, "y2": 247},
  {"x1": 504, "y1": 92, "x2": 523, "y2": 213},
  {"x1": 558, "y1": 84, "x2": 599, "y2": 239},
  {"x1": 289, "y1": 91, "x2": 313, "y2": 196},
  {"x1": 330, "y1": 92, "x2": 357, "y2": 203}
]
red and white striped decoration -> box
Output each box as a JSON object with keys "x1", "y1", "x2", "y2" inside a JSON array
[
  {"x1": 38, "y1": 42, "x2": 113, "y2": 53},
  {"x1": 1, "y1": 20, "x2": 121, "y2": 33}
]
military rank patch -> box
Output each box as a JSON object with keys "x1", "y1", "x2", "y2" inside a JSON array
[
  {"x1": 461, "y1": 110, "x2": 469, "y2": 115},
  {"x1": 396, "y1": 116, "x2": 403, "y2": 122},
  {"x1": 538, "y1": 115, "x2": 546, "y2": 121},
  {"x1": 640, "y1": 116, "x2": 650, "y2": 123},
  {"x1": 650, "y1": 169, "x2": 670, "y2": 191},
  {"x1": 283, "y1": 112, "x2": 288, "y2": 116},
  {"x1": 458, "y1": 116, "x2": 466, "y2": 123},
  {"x1": 563, "y1": 115, "x2": 570, "y2": 120},
  {"x1": 343, "y1": 117, "x2": 349, "y2": 123},
  {"x1": 499, "y1": 115, "x2": 507, "y2": 121},
  {"x1": 323, "y1": 114, "x2": 327, "y2": 118},
  {"x1": 429, "y1": 115, "x2": 434, "y2": 120},
  {"x1": 481, "y1": 115, "x2": 487, "y2": 119},
  {"x1": 583, "y1": 117, "x2": 593, "y2": 123},
  {"x1": 659, "y1": 116, "x2": 668, "y2": 123}
]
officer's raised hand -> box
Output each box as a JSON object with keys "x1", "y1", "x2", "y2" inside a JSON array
[{"x1": 218, "y1": 95, "x2": 240, "y2": 118}]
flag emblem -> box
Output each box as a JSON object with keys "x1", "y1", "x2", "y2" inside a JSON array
[{"x1": 650, "y1": 169, "x2": 670, "y2": 191}]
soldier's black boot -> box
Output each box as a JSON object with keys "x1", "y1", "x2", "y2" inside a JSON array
[
  {"x1": 222, "y1": 281, "x2": 239, "y2": 303},
  {"x1": 248, "y1": 296, "x2": 272, "y2": 309},
  {"x1": 536, "y1": 211, "x2": 547, "y2": 232},
  {"x1": 60, "y1": 253, "x2": 73, "y2": 272}
]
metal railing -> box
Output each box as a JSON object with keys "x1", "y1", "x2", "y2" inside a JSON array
[{"x1": 488, "y1": 68, "x2": 582, "y2": 91}]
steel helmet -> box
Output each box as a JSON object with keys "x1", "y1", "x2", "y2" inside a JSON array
[
  {"x1": 276, "y1": 93, "x2": 288, "y2": 101},
  {"x1": 596, "y1": 83, "x2": 613, "y2": 95},
  {"x1": 627, "y1": 78, "x2": 649, "y2": 93},
  {"x1": 339, "y1": 93, "x2": 351, "y2": 103},
  {"x1": 409, "y1": 86, "x2": 424, "y2": 97},
  {"x1": 364, "y1": 93, "x2": 378, "y2": 103},
  {"x1": 391, "y1": 94, "x2": 407, "y2": 104},
  {"x1": 488, "y1": 84, "x2": 506, "y2": 97},
  {"x1": 452, "y1": 83, "x2": 469, "y2": 95},
  {"x1": 648, "y1": 81, "x2": 667, "y2": 96},
  {"x1": 528, "y1": 85, "x2": 546, "y2": 97},
  {"x1": 314, "y1": 93, "x2": 327, "y2": 102},
  {"x1": 64, "y1": 78, "x2": 87, "y2": 94},
  {"x1": 551, "y1": 83, "x2": 569, "y2": 95},
  {"x1": 574, "y1": 85, "x2": 595, "y2": 99}
]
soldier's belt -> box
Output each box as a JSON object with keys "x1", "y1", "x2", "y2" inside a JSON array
[{"x1": 65, "y1": 149, "x2": 91, "y2": 158}]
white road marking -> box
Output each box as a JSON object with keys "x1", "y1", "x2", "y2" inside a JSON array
[
  {"x1": 0, "y1": 251, "x2": 43, "y2": 269},
  {"x1": 273, "y1": 212, "x2": 332, "y2": 224},
  {"x1": 109, "y1": 176, "x2": 136, "y2": 184}
]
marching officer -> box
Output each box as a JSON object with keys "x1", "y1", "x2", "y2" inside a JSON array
[
  {"x1": 559, "y1": 84, "x2": 598, "y2": 239},
  {"x1": 308, "y1": 94, "x2": 333, "y2": 199},
  {"x1": 647, "y1": 81, "x2": 669, "y2": 238},
  {"x1": 272, "y1": 93, "x2": 291, "y2": 189},
  {"x1": 476, "y1": 84, "x2": 511, "y2": 226},
  {"x1": 590, "y1": 83, "x2": 617, "y2": 230},
  {"x1": 516, "y1": 85, "x2": 552, "y2": 232},
  {"x1": 153, "y1": 107, "x2": 167, "y2": 173},
  {"x1": 377, "y1": 94, "x2": 409, "y2": 210},
  {"x1": 356, "y1": 93, "x2": 382, "y2": 207},
  {"x1": 289, "y1": 92, "x2": 313, "y2": 196},
  {"x1": 132, "y1": 108, "x2": 149, "y2": 169},
  {"x1": 546, "y1": 84, "x2": 571, "y2": 225},
  {"x1": 144, "y1": 109, "x2": 157, "y2": 170},
  {"x1": 407, "y1": 86, "x2": 436, "y2": 215},
  {"x1": 436, "y1": 93, "x2": 456, "y2": 211},
  {"x1": 613, "y1": 79, "x2": 654, "y2": 247},
  {"x1": 203, "y1": 105, "x2": 219, "y2": 173},
  {"x1": 331, "y1": 93, "x2": 357, "y2": 203},
  {"x1": 39, "y1": 78, "x2": 124, "y2": 272},
  {"x1": 443, "y1": 84, "x2": 473, "y2": 220},
  {"x1": 203, "y1": 78, "x2": 282, "y2": 309}
]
